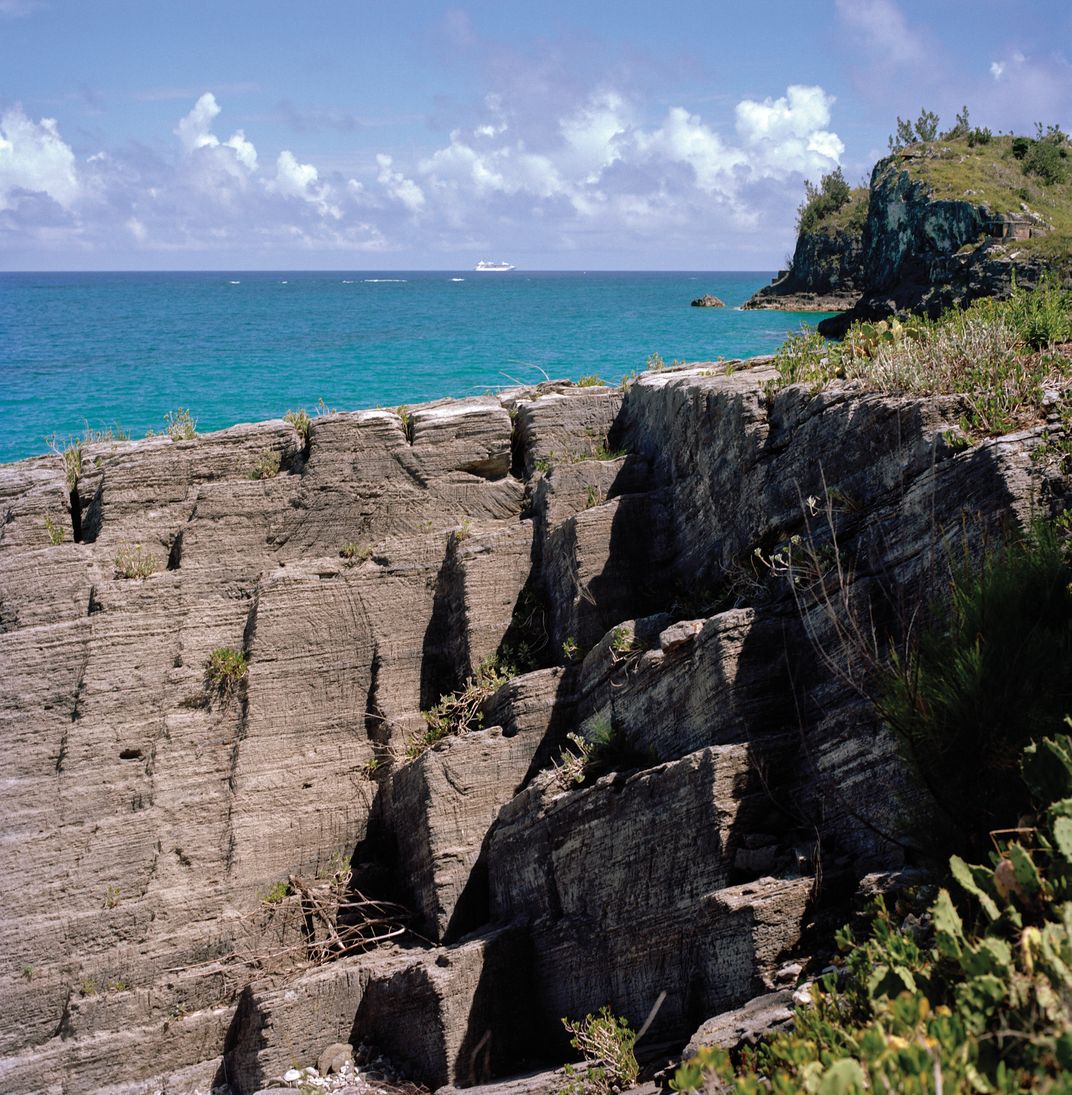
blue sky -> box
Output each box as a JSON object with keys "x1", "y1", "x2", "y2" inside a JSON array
[{"x1": 1, "y1": 0, "x2": 1069, "y2": 269}]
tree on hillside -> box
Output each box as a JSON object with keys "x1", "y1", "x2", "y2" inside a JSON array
[
  {"x1": 796, "y1": 167, "x2": 852, "y2": 233},
  {"x1": 888, "y1": 107, "x2": 941, "y2": 149}
]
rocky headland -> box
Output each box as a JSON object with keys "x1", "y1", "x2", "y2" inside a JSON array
[
  {"x1": 0, "y1": 358, "x2": 1066, "y2": 1094},
  {"x1": 744, "y1": 131, "x2": 1071, "y2": 334}
]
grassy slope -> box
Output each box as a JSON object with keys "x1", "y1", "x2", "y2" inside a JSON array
[
  {"x1": 898, "y1": 135, "x2": 1072, "y2": 262},
  {"x1": 811, "y1": 186, "x2": 869, "y2": 234}
]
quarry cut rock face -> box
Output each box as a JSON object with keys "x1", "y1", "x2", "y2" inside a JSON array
[{"x1": 0, "y1": 364, "x2": 1058, "y2": 1094}]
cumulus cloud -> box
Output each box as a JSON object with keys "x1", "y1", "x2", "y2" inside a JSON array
[
  {"x1": 2, "y1": 83, "x2": 846, "y2": 264},
  {"x1": 175, "y1": 92, "x2": 258, "y2": 175},
  {"x1": 0, "y1": 105, "x2": 80, "y2": 211},
  {"x1": 736, "y1": 86, "x2": 844, "y2": 173},
  {"x1": 271, "y1": 150, "x2": 339, "y2": 217}
]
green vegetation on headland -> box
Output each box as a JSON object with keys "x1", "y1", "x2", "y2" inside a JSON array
[
  {"x1": 796, "y1": 167, "x2": 868, "y2": 236},
  {"x1": 798, "y1": 111, "x2": 1071, "y2": 260},
  {"x1": 770, "y1": 278, "x2": 1072, "y2": 439}
]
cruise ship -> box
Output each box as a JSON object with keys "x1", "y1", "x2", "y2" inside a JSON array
[{"x1": 473, "y1": 260, "x2": 515, "y2": 272}]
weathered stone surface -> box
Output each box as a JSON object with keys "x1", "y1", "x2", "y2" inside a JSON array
[
  {"x1": 223, "y1": 928, "x2": 537, "y2": 1093},
  {"x1": 385, "y1": 673, "x2": 561, "y2": 942},
  {"x1": 683, "y1": 989, "x2": 795, "y2": 1054},
  {"x1": 0, "y1": 397, "x2": 537, "y2": 1094},
  {"x1": 515, "y1": 390, "x2": 624, "y2": 477},
  {"x1": 743, "y1": 224, "x2": 864, "y2": 313},
  {"x1": 690, "y1": 294, "x2": 726, "y2": 308},
  {"x1": 0, "y1": 365, "x2": 1058, "y2": 1094},
  {"x1": 486, "y1": 747, "x2": 801, "y2": 1048}
]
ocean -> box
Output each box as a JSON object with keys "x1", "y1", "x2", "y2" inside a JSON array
[{"x1": 0, "y1": 270, "x2": 829, "y2": 466}]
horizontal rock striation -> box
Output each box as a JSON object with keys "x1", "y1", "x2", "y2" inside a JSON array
[{"x1": 0, "y1": 363, "x2": 1063, "y2": 1094}]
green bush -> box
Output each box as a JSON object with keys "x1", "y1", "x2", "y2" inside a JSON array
[
  {"x1": 409, "y1": 656, "x2": 514, "y2": 759},
  {"x1": 577, "y1": 375, "x2": 605, "y2": 387},
  {"x1": 340, "y1": 541, "x2": 373, "y2": 566},
  {"x1": 114, "y1": 544, "x2": 159, "y2": 579},
  {"x1": 796, "y1": 168, "x2": 852, "y2": 234},
  {"x1": 767, "y1": 283, "x2": 1072, "y2": 437},
  {"x1": 284, "y1": 408, "x2": 312, "y2": 439},
  {"x1": 163, "y1": 408, "x2": 197, "y2": 441},
  {"x1": 250, "y1": 451, "x2": 281, "y2": 480},
  {"x1": 206, "y1": 647, "x2": 249, "y2": 692},
  {"x1": 880, "y1": 521, "x2": 1072, "y2": 852},
  {"x1": 672, "y1": 731, "x2": 1072, "y2": 1094},
  {"x1": 43, "y1": 515, "x2": 64, "y2": 545},
  {"x1": 557, "y1": 1007, "x2": 638, "y2": 1095}
]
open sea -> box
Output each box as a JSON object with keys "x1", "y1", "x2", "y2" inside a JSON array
[{"x1": 0, "y1": 270, "x2": 831, "y2": 466}]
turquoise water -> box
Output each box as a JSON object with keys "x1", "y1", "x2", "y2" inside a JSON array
[{"x1": 0, "y1": 270, "x2": 828, "y2": 465}]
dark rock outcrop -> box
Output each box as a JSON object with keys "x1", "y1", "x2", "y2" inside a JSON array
[
  {"x1": 819, "y1": 153, "x2": 1050, "y2": 336},
  {"x1": 743, "y1": 223, "x2": 865, "y2": 313},
  {"x1": 0, "y1": 361, "x2": 1063, "y2": 1094}
]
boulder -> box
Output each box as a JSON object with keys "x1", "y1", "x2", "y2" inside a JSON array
[{"x1": 690, "y1": 294, "x2": 726, "y2": 308}]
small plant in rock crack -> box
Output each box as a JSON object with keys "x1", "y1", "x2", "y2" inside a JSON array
[
  {"x1": 453, "y1": 518, "x2": 473, "y2": 542},
  {"x1": 114, "y1": 544, "x2": 159, "y2": 579},
  {"x1": 340, "y1": 541, "x2": 373, "y2": 566},
  {"x1": 549, "y1": 731, "x2": 593, "y2": 790},
  {"x1": 103, "y1": 885, "x2": 121, "y2": 908},
  {"x1": 206, "y1": 647, "x2": 249, "y2": 694},
  {"x1": 162, "y1": 407, "x2": 197, "y2": 441},
  {"x1": 249, "y1": 450, "x2": 281, "y2": 480},
  {"x1": 43, "y1": 515, "x2": 64, "y2": 545},
  {"x1": 284, "y1": 408, "x2": 312, "y2": 439},
  {"x1": 609, "y1": 626, "x2": 636, "y2": 656},
  {"x1": 584, "y1": 485, "x2": 601, "y2": 509},
  {"x1": 562, "y1": 635, "x2": 580, "y2": 662},
  {"x1": 577, "y1": 374, "x2": 605, "y2": 387},
  {"x1": 359, "y1": 757, "x2": 383, "y2": 780},
  {"x1": 261, "y1": 880, "x2": 289, "y2": 905},
  {"x1": 409, "y1": 656, "x2": 514, "y2": 760},
  {"x1": 556, "y1": 1006, "x2": 639, "y2": 1095}
]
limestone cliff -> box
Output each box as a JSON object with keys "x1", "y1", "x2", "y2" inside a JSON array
[{"x1": 0, "y1": 365, "x2": 1062, "y2": 1094}]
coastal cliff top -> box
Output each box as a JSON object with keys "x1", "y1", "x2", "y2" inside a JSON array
[{"x1": 885, "y1": 131, "x2": 1072, "y2": 262}]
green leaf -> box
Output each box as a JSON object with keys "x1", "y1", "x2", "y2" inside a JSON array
[
  {"x1": 1053, "y1": 816, "x2": 1072, "y2": 864},
  {"x1": 1009, "y1": 843, "x2": 1042, "y2": 898},
  {"x1": 1022, "y1": 735, "x2": 1072, "y2": 806},
  {"x1": 932, "y1": 889, "x2": 964, "y2": 958},
  {"x1": 950, "y1": 855, "x2": 1000, "y2": 920},
  {"x1": 817, "y1": 1059, "x2": 867, "y2": 1095},
  {"x1": 960, "y1": 937, "x2": 1012, "y2": 978}
]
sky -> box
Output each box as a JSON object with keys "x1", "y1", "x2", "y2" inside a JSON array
[{"x1": 1, "y1": 0, "x2": 1070, "y2": 270}]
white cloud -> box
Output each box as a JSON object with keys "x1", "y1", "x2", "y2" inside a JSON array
[
  {"x1": 990, "y1": 61, "x2": 1006, "y2": 80},
  {"x1": 175, "y1": 92, "x2": 258, "y2": 177},
  {"x1": 175, "y1": 92, "x2": 223, "y2": 153},
  {"x1": 1, "y1": 85, "x2": 847, "y2": 264},
  {"x1": 0, "y1": 105, "x2": 79, "y2": 211},
  {"x1": 271, "y1": 150, "x2": 340, "y2": 217},
  {"x1": 834, "y1": 0, "x2": 924, "y2": 66},
  {"x1": 736, "y1": 86, "x2": 844, "y2": 174},
  {"x1": 636, "y1": 106, "x2": 745, "y2": 192},
  {"x1": 225, "y1": 131, "x2": 257, "y2": 172},
  {"x1": 376, "y1": 153, "x2": 426, "y2": 212}
]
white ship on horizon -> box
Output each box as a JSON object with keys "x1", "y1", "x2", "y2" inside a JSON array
[{"x1": 473, "y1": 260, "x2": 515, "y2": 272}]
